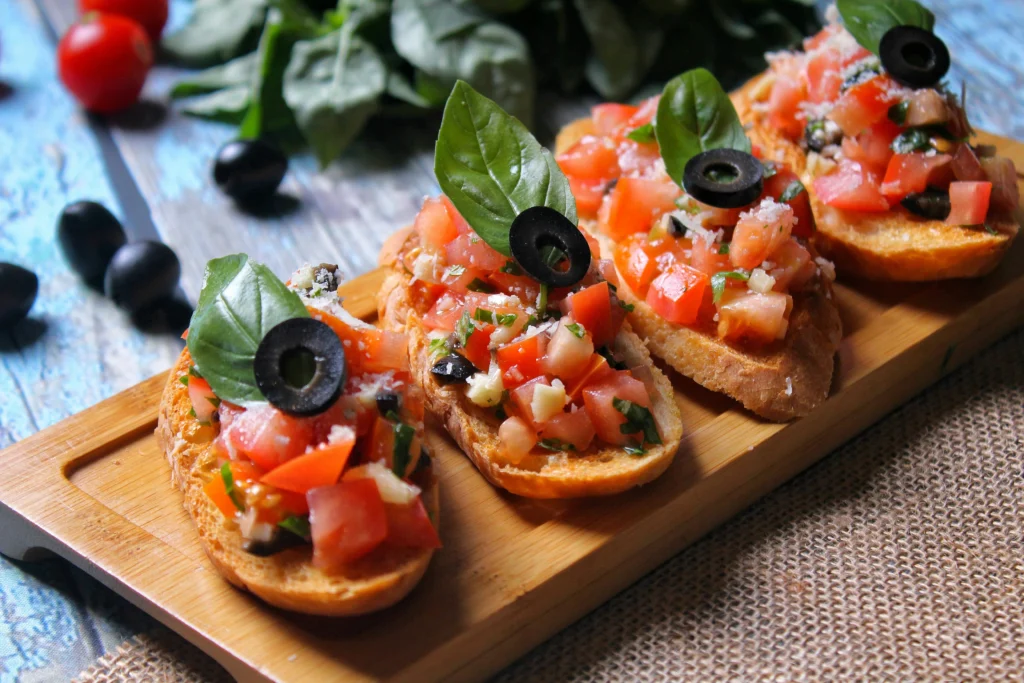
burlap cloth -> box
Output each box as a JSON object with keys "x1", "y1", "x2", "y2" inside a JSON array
[{"x1": 76, "y1": 328, "x2": 1024, "y2": 682}]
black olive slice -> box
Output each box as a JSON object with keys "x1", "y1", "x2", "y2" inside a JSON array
[
  {"x1": 509, "y1": 206, "x2": 592, "y2": 288},
  {"x1": 243, "y1": 531, "x2": 306, "y2": 557},
  {"x1": 254, "y1": 318, "x2": 346, "y2": 416},
  {"x1": 901, "y1": 189, "x2": 951, "y2": 220},
  {"x1": 683, "y1": 149, "x2": 764, "y2": 209},
  {"x1": 0, "y1": 263, "x2": 39, "y2": 328},
  {"x1": 430, "y1": 353, "x2": 477, "y2": 385},
  {"x1": 879, "y1": 26, "x2": 950, "y2": 89},
  {"x1": 376, "y1": 391, "x2": 401, "y2": 416}
]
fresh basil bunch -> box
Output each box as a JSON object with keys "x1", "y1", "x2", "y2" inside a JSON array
[{"x1": 167, "y1": 0, "x2": 819, "y2": 166}]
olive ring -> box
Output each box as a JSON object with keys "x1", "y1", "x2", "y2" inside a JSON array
[
  {"x1": 509, "y1": 206, "x2": 592, "y2": 289},
  {"x1": 683, "y1": 149, "x2": 765, "y2": 209},
  {"x1": 879, "y1": 25, "x2": 950, "y2": 89},
  {"x1": 254, "y1": 317, "x2": 347, "y2": 416}
]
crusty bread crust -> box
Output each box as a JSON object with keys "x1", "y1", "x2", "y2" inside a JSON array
[
  {"x1": 555, "y1": 117, "x2": 842, "y2": 420},
  {"x1": 156, "y1": 350, "x2": 438, "y2": 616},
  {"x1": 378, "y1": 232, "x2": 683, "y2": 499},
  {"x1": 732, "y1": 74, "x2": 1019, "y2": 282}
]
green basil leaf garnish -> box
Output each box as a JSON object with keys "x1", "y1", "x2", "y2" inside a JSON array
[
  {"x1": 566, "y1": 322, "x2": 585, "y2": 339},
  {"x1": 891, "y1": 128, "x2": 933, "y2": 154},
  {"x1": 429, "y1": 336, "x2": 452, "y2": 358},
  {"x1": 655, "y1": 68, "x2": 750, "y2": 190},
  {"x1": 391, "y1": 419, "x2": 416, "y2": 478},
  {"x1": 710, "y1": 270, "x2": 750, "y2": 303},
  {"x1": 538, "y1": 438, "x2": 576, "y2": 452},
  {"x1": 612, "y1": 398, "x2": 661, "y2": 446},
  {"x1": 836, "y1": 0, "x2": 935, "y2": 55},
  {"x1": 187, "y1": 254, "x2": 309, "y2": 406},
  {"x1": 162, "y1": 0, "x2": 269, "y2": 68},
  {"x1": 780, "y1": 180, "x2": 806, "y2": 203},
  {"x1": 455, "y1": 310, "x2": 476, "y2": 347},
  {"x1": 221, "y1": 463, "x2": 245, "y2": 512},
  {"x1": 434, "y1": 80, "x2": 577, "y2": 257},
  {"x1": 278, "y1": 515, "x2": 311, "y2": 540},
  {"x1": 888, "y1": 101, "x2": 910, "y2": 126},
  {"x1": 626, "y1": 123, "x2": 656, "y2": 144}
]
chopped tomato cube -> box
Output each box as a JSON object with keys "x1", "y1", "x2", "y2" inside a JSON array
[
  {"x1": 569, "y1": 176, "x2": 608, "y2": 218},
  {"x1": 309, "y1": 479, "x2": 388, "y2": 570},
  {"x1": 539, "y1": 409, "x2": 596, "y2": 452},
  {"x1": 646, "y1": 264, "x2": 709, "y2": 325},
  {"x1": 510, "y1": 376, "x2": 552, "y2": 429},
  {"x1": 599, "y1": 177, "x2": 679, "y2": 241},
  {"x1": 557, "y1": 137, "x2": 619, "y2": 182},
  {"x1": 440, "y1": 195, "x2": 472, "y2": 235},
  {"x1": 730, "y1": 201, "x2": 795, "y2": 270},
  {"x1": 762, "y1": 167, "x2": 814, "y2": 239},
  {"x1": 226, "y1": 405, "x2": 314, "y2": 472},
  {"x1": 690, "y1": 235, "x2": 732, "y2": 277},
  {"x1": 880, "y1": 152, "x2": 953, "y2": 201},
  {"x1": 497, "y1": 334, "x2": 547, "y2": 388},
  {"x1": 623, "y1": 96, "x2": 659, "y2": 131},
  {"x1": 260, "y1": 429, "x2": 356, "y2": 494},
  {"x1": 187, "y1": 375, "x2": 219, "y2": 424},
  {"x1": 947, "y1": 181, "x2": 992, "y2": 226},
  {"x1": 565, "y1": 353, "x2": 614, "y2": 402},
  {"x1": 446, "y1": 234, "x2": 507, "y2": 272},
  {"x1": 384, "y1": 499, "x2": 441, "y2": 549},
  {"x1": 768, "y1": 240, "x2": 816, "y2": 292},
  {"x1": 582, "y1": 371, "x2": 654, "y2": 447},
  {"x1": 308, "y1": 308, "x2": 409, "y2": 374},
  {"x1": 204, "y1": 475, "x2": 239, "y2": 518},
  {"x1": 716, "y1": 289, "x2": 792, "y2": 345},
  {"x1": 462, "y1": 324, "x2": 494, "y2": 371},
  {"x1": 767, "y1": 73, "x2": 807, "y2": 139},
  {"x1": 498, "y1": 416, "x2": 537, "y2": 465},
  {"x1": 568, "y1": 281, "x2": 622, "y2": 347},
  {"x1": 591, "y1": 103, "x2": 638, "y2": 136},
  {"x1": 828, "y1": 75, "x2": 902, "y2": 136},
  {"x1": 366, "y1": 415, "x2": 397, "y2": 471},
  {"x1": 614, "y1": 237, "x2": 662, "y2": 296},
  {"x1": 841, "y1": 119, "x2": 901, "y2": 175},
  {"x1": 414, "y1": 196, "x2": 458, "y2": 252},
  {"x1": 813, "y1": 161, "x2": 890, "y2": 212}
]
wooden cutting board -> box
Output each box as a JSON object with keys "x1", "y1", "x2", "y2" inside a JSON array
[{"x1": 1, "y1": 132, "x2": 1022, "y2": 683}]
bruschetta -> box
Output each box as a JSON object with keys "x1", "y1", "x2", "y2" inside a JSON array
[
  {"x1": 157, "y1": 256, "x2": 441, "y2": 616},
  {"x1": 378, "y1": 81, "x2": 683, "y2": 498},
  {"x1": 734, "y1": 2, "x2": 1019, "y2": 281},
  {"x1": 555, "y1": 70, "x2": 842, "y2": 421}
]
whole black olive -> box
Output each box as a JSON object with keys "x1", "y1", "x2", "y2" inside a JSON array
[
  {"x1": 213, "y1": 139, "x2": 288, "y2": 203},
  {"x1": 0, "y1": 263, "x2": 39, "y2": 328},
  {"x1": 376, "y1": 391, "x2": 401, "y2": 416},
  {"x1": 431, "y1": 353, "x2": 477, "y2": 385},
  {"x1": 879, "y1": 26, "x2": 950, "y2": 89},
  {"x1": 57, "y1": 201, "x2": 127, "y2": 286},
  {"x1": 683, "y1": 149, "x2": 764, "y2": 209},
  {"x1": 104, "y1": 242, "x2": 181, "y2": 314},
  {"x1": 509, "y1": 206, "x2": 592, "y2": 288},
  {"x1": 901, "y1": 190, "x2": 951, "y2": 220},
  {"x1": 243, "y1": 531, "x2": 306, "y2": 557},
  {"x1": 254, "y1": 318, "x2": 346, "y2": 416}
]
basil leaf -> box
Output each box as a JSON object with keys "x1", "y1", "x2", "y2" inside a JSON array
[
  {"x1": 429, "y1": 336, "x2": 452, "y2": 358},
  {"x1": 891, "y1": 128, "x2": 932, "y2": 154},
  {"x1": 162, "y1": 0, "x2": 269, "y2": 68},
  {"x1": 466, "y1": 278, "x2": 495, "y2": 293},
  {"x1": 836, "y1": 0, "x2": 935, "y2": 55},
  {"x1": 655, "y1": 68, "x2": 751, "y2": 190},
  {"x1": 612, "y1": 398, "x2": 661, "y2": 446},
  {"x1": 180, "y1": 87, "x2": 252, "y2": 125},
  {"x1": 392, "y1": 419, "x2": 416, "y2": 477},
  {"x1": 283, "y1": 25, "x2": 387, "y2": 167},
  {"x1": 780, "y1": 180, "x2": 806, "y2": 203},
  {"x1": 170, "y1": 53, "x2": 258, "y2": 99},
  {"x1": 627, "y1": 123, "x2": 656, "y2": 144},
  {"x1": 888, "y1": 101, "x2": 910, "y2": 126},
  {"x1": 278, "y1": 515, "x2": 311, "y2": 540},
  {"x1": 187, "y1": 255, "x2": 309, "y2": 406},
  {"x1": 566, "y1": 322, "x2": 585, "y2": 339},
  {"x1": 574, "y1": 0, "x2": 646, "y2": 101},
  {"x1": 221, "y1": 463, "x2": 245, "y2": 511},
  {"x1": 392, "y1": 0, "x2": 535, "y2": 126},
  {"x1": 539, "y1": 438, "x2": 576, "y2": 452},
  {"x1": 710, "y1": 270, "x2": 749, "y2": 303},
  {"x1": 239, "y1": 8, "x2": 312, "y2": 140},
  {"x1": 434, "y1": 80, "x2": 577, "y2": 257},
  {"x1": 455, "y1": 310, "x2": 475, "y2": 347}
]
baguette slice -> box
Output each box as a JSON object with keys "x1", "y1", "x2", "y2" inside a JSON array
[
  {"x1": 156, "y1": 348, "x2": 439, "y2": 616},
  {"x1": 733, "y1": 74, "x2": 1019, "y2": 282},
  {"x1": 378, "y1": 229, "x2": 683, "y2": 499},
  {"x1": 555, "y1": 120, "x2": 843, "y2": 421}
]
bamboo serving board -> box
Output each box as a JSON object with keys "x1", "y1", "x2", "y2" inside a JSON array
[{"x1": 1, "y1": 133, "x2": 1022, "y2": 683}]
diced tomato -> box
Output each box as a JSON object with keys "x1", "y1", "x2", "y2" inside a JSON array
[
  {"x1": 730, "y1": 201, "x2": 795, "y2": 270},
  {"x1": 582, "y1": 371, "x2": 654, "y2": 447},
  {"x1": 716, "y1": 289, "x2": 792, "y2": 345},
  {"x1": 498, "y1": 416, "x2": 537, "y2": 465},
  {"x1": 768, "y1": 240, "x2": 816, "y2": 292},
  {"x1": 277, "y1": 490, "x2": 309, "y2": 516},
  {"x1": 569, "y1": 176, "x2": 608, "y2": 218},
  {"x1": 187, "y1": 375, "x2": 219, "y2": 424},
  {"x1": 623, "y1": 96, "x2": 659, "y2": 131},
  {"x1": 446, "y1": 234, "x2": 507, "y2": 272},
  {"x1": 614, "y1": 237, "x2": 674, "y2": 296},
  {"x1": 539, "y1": 409, "x2": 596, "y2": 452},
  {"x1": 806, "y1": 50, "x2": 844, "y2": 104},
  {"x1": 803, "y1": 24, "x2": 842, "y2": 51},
  {"x1": 841, "y1": 118, "x2": 901, "y2": 174},
  {"x1": 440, "y1": 263, "x2": 487, "y2": 294},
  {"x1": 828, "y1": 75, "x2": 902, "y2": 136},
  {"x1": 440, "y1": 195, "x2": 472, "y2": 235},
  {"x1": 309, "y1": 479, "x2": 388, "y2": 570},
  {"x1": 226, "y1": 405, "x2": 314, "y2": 472},
  {"x1": 487, "y1": 269, "x2": 541, "y2": 303},
  {"x1": 592, "y1": 103, "x2": 637, "y2": 136},
  {"x1": 568, "y1": 281, "x2": 622, "y2": 347},
  {"x1": 646, "y1": 264, "x2": 709, "y2": 325},
  {"x1": 365, "y1": 415, "x2": 397, "y2": 470},
  {"x1": 260, "y1": 428, "x2": 355, "y2": 494},
  {"x1": 565, "y1": 353, "x2": 614, "y2": 402},
  {"x1": 557, "y1": 137, "x2": 619, "y2": 181},
  {"x1": 463, "y1": 324, "x2": 494, "y2": 371},
  {"x1": 946, "y1": 181, "x2": 992, "y2": 226},
  {"x1": 767, "y1": 73, "x2": 807, "y2": 140},
  {"x1": 542, "y1": 318, "x2": 595, "y2": 381},
  {"x1": 204, "y1": 475, "x2": 238, "y2": 518},
  {"x1": 762, "y1": 168, "x2": 814, "y2": 239},
  {"x1": 599, "y1": 177, "x2": 679, "y2": 241},
  {"x1": 421, "y1": 293, "x2": 466, "y2": 330},
  {"x1": 616, "y1": 139, "x2": 663, "y2": 177},
  {"x1": 384, "y1": 499, "x2": 441, "y2": 549},
  {"x1": 308, "y1": 308, "x2": 409, "y2": 374},
  {"x1": 497, "y1": 334, "x2": 547, "y2": 388},
  {"x1": 510, "y1": 376, "x2": 552, "y2": 429},
  {"x1": 414, "y1": 196, "x2": 458, "y2": 252},
  {"x1": 880, "y1": 152, "x2": 953, "y2": 201},
  {"x1": 813, "y1": 161, "x2": 890, "y2": 212},
  {"x1": 690, "y1": 234, "x2": 732, "y2": 277}
]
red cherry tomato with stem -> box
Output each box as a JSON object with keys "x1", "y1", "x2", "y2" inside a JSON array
[
  {"x1": 58, "y1": 14, "x2": 153, "y2": 114},
  {"x1": 79, "y1": 0, "x2": 169, "y2": 42}
]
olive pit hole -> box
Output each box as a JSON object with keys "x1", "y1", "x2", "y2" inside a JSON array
[
  {"x1": 703, "y1": 162, "x2": 740, "y2": 184},
  {"x1": 280, "y1": 346, "x2": 317, "y2": 388},
  {"x1": 901, "y1": 42, "x2": 935, "y2": 70}
]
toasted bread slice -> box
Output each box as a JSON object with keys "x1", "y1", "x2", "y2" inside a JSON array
[
  {"x1": 555, "y1": 120, "x2": 843, "y2": 421},
  {"x1": 733, "y1": 74, "x2": 1019, "y2": 281},
  {"x1": 156, "y1": 349, "x2": 439, "y2": 616},
  {"x1": 378, "y1": 231, "x2": 683, "y2": 499}
]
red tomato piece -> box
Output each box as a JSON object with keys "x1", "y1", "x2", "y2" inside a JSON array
[
  {"x1": 446, "y1": 234, "x2": 507, "y2": 272},
  {"x1": 730, "y1": 201, "x2": 795, "y2": 270},
  {"x1": 646, "y1": 264, "x2": 709, "y2": 325},
  {"x1": 365, "y1": 415, "x2": 397, "y2": 470},
  {"x1": 806, "y1": 50, "x2": 844, "y2": 104},
  {"x1": 813, "y1": 161, "x2": 890, "y2": 212},
  {"x1": 226, "y1": 405, "x2": 315, "y2": 472},
  {"x1": 440, "y1": 263, "x2": 487, "y2": 293},
  {"x1": 414, "y1": 196, "x2": 459, "y2": 252},
  {"x1": 497, "y1": 334, "x2": 547, "y2": 388},
  {"x1": 187, "y1": 375, "x2": 219, "y2": 424},
  {"x1": 463, "y1": 324, "x2": 494, "y2": 371},
  {"x1": 767, "y1": 73, "x2": 807, "y2": 140},
  {"x1": 441, "y1": 196, "x2": 472, "y2": 235},
  {"x1": 260, "y1": 430, "x2": 356, "y2": 494},
  {"x1": 568, "y1": 281, "x2": 622, "y2": 347},
  {"x1": 946, "y1": 182, "x2": 992, "y2": 226},
  {"x1": 623, "y1": 96, "x2": 659, "y2": 131},
  {"x1": 385, "y1": 499, "x2": 442, "y2": 549},
  {"x1": 613, "y1": 238, "x2": 661, "y2": 296},
  {"x1": 539, "y1": 409, "x2": 596, "y2": 452},
  {"x1": 599, "y1": 177, "x2": 679, "y2": 241},
  {"x1": 582, "y1": 371, "x2": 653, "y2": 447},
  {"x1": 309, "y1": 480, "x2": 388, "y2": 570},
  {"x1": 880, "y1": 152, "x2": 953, "y2": 201},
  {"x1": 487, "y1": 270, "x2": 541, "y2": 303},
  {"x1": 568, "y1": 176, "x2": 608, "y2": 218},
  {"x1": 498, "y1": 416, "x2": 538, "y2": 464},
  {"x1": 717, "y1": 289, "x2": 793, "y2": 345},
  {"x1": 690, "y1": 235, "x2": 732, "y2": 277},
  {"x1": 828, "y1": 76, "x2": 902, "y2": 136},
  {"x1": 841, "y1": 118, "x2": 901, "y2": 174},
  {"x1": 762, "y1": 167, "x2": 815, "y2": 239},
  {"x1": 311, "y1": 308, "x2": 410, "y2": 374},
  {"x1": 510, "y1": 376, "x2": 552, "y2": 429},
  {"x1": 557, "y1": 137, "x2": 619, "y2": 182},
  {"x1": 564, "y1": 353, "x2": 615, "y2": 403},
  {"x1": 592, "y1": 103, "x2": 638, "y2": 136},
  {"x1": 79, "y1": 0, "x2": 169, "y2": 41},
  {"x1": 768, "y1": 240, "x2": 816, "y2": 292},
  {"x1": 58, "y1": 14, "x2": 153, "y2": 114}
]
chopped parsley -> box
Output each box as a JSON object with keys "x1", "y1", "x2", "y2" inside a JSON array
[
  {"x1": 717, "y1": 242, "x2": 731, "y2": 255},
  {"x1": 220, "y1": 463, "x2": 245, "y2": 511},
  {"x1": 626, "y1": 123, "x2": 656, "y2": 144},
  {"x1": 891, "y1": 128, "x2": 933, "y2": 154},
  {"x1": 623, "y1": 442, "x2": 647, "y2": 456},
  {"x1": 566, "y1": 322, "x2": 585, "y2": 339},
  {"x1": 429, "y1": 336, "x2": 451, "y2": 359},
  {"x1": 386, "y1": 410, "x2": 416, "y2": 478},
  {"x1": 278, "y1": 515, "x2": 311, "y2": 540},
  {"x1": 500, "y1": 260, "x2": 523, "y2": 275},
  {"x1": 539, "y1": 438, "x2": 576, "y2": 452},
  {"x1": 474, "y1": 308, "x2": 517, "y2": 326},
  {"x1": 710, "y1": 270, "x2": 750, "y2": 303},
  {"x1": 455, "y1": 310, "x2": 475, "y2": 347},
  {"x1": 888, "y1": 101, "x2": 909, "y2": 126},
  {"x1": 466, "y1": 278, "x2": 495, "y2": 293},
  {"x1": 612, "y1": 398, "x2": 661, "y2": 447},
  {"x1": 619, "y1": 300, "x2": 635, "y2": 312},
  {"x1": 779, "y1": 179, "x2": 806, "y2": 203},
  {"x1": 179, "y1": 375, "x2": 189, "y2": 386}
]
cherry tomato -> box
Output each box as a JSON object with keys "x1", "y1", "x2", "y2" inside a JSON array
[
  {"x1": 58, "y1": 15, "x2": 153, "y2": 114},
  {"x1": 79, "y1": 0, "x2": 169, "y2": 42}
]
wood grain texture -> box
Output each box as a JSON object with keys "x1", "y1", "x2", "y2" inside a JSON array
[{"x1": 1, "y1": 160, "x2": 1022, "y2": 680}]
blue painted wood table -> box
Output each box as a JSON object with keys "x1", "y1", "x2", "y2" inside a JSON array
[{"x1": 2, "y1": 0, "x2": 1023, "y2": 680}]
